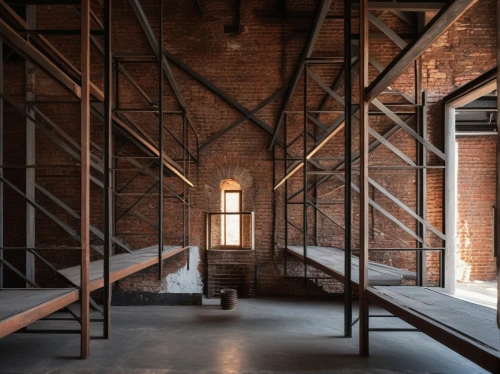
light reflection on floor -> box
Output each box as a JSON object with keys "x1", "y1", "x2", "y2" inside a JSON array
[{"x1": 455, "y1": 280, "x2": 497, "y2": 308}]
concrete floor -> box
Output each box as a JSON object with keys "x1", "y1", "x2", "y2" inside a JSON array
[
  {"x1": 456, "y1": 280, "x2": 497, "y2": 308},
  {"x1": 0, "y1": 298, "x2": 490, "y2": 374}
]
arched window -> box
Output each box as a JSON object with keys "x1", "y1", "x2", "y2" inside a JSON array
[{"x1": 220, "y1": 179, "x2": 242, "y2": 247}]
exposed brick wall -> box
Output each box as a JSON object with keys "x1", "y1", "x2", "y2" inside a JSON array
[
  {"x1": 0, "y1": 0, "x2": 497, "y2": 297},
  {"x1": 456, "y1": 136, "x2": 497, "y2": 282}
]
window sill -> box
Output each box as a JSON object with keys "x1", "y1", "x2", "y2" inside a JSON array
[{"x1": 208, "y1": 247, "x2": 254, "y2": 252}]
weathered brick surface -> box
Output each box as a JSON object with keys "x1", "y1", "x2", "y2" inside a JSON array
[
  {"x1": 1, "y1": 0, "x2": 497, "y2": 295},
  {"x1": 456, "y1": 136, "x2": 497, "y2": 282}
]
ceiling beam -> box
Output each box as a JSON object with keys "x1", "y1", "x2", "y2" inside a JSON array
[
  {"x1": 366, "y1": 0, "x2": 477, "y2": 102},
  {"x1": 444, "y1": 67, "x2": 497, "y2": 108}
]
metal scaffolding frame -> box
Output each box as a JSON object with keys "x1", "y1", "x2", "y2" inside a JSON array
[
  {"x1": 0, "y1": 0, "x2": 195, "y2": 358},
  {"x1": 272, "y1": 0, "x2": 475, "y2": 354},
  {"x1": 0, "y1": 0, "x2": 493, "y2": 367}
]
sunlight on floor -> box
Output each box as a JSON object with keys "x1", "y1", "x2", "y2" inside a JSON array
[{"x1": 455, "y1": 281, "x2": 497, "y2": 308}]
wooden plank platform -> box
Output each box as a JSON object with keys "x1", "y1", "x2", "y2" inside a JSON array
[
  {"x1": 60, "y1": 245, "x2": 188, "y2": 291},
  {"x1": 367, "y1": 286, "x2": 500, "y2": 373},
  {"x1": 0, "y1": 289, "x2": 79, "y2": 339},
  {"x1": 0, "y1": 245, "x2": 187, "y2": 340},
  {"x1": 287, "y1": 246, "x2": 415, "y2": 286}
]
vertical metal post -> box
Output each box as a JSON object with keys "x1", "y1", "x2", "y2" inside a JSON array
[
  {"x1": 187, "y1": 117, "x2": 191, "y2": 260},
  {"x1": 343, "y1": 0, "x2": 352, "y2": 338},
  {"x1": 183, "y1": 114, "x2": 189, "y2": 270},
  {"x1": 103, "y1": 0, "x2": 112, "y2": 339},
  {"x1": 284, "y1": 112, "x2": 288, "y2": 276},
  {"x1": 417, "y1": 91, "x2": 428, "y2": 286},
  {"x1": 0, "y1": 40, "x2": 3, "y2": 289},
  {"x1": 25, "y1": 5, "x2": 36, "y2": 285},
  {"x1": 114, "y1": 59, "x2": 119, "y2": 109},
  {"x1": 272, "y1": 142, "x2": 276, "y2": 254},
  {"x1": 415, "y1": 15, "x2": 425, "y2": 287},
  {"x1": 496, "y1": 3, "x2": 500, "y2": 323},
  {"x1": 205, "y1": 213, "x2": 210, "y2": 296},
  {"x1": 303, "y1": 66, "x2": 308, "y2": 288},
  {"x1": 80, "y1": 0, "x2": 91, "y2": 359},
  {"x1": 313, "y1": 175, "x2": 318, "y2": 246},
  {"x1": 359, "y1": 0, "x2": 369, "y2": 356},
  {"x1": 157, "y1": 0, "x2": 164, "y2": 280},
  {"x1": 444, "y1": 104, "x2": 456, "y2": 293}
]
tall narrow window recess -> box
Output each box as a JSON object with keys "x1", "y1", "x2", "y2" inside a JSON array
[
  {"x1": 206, "y1": 179, "x2": 255, "y2": 251},
  {"x1": 223, "y1": 190, "x2": 241, "y2": 247}
]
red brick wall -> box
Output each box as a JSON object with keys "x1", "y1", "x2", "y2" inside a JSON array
[
  {"x1": 456, "y1": 136, "x2": 497, "y2": 282},
  {"x1": 1, "y1": 0, "x2": 497, "y2": 295}
]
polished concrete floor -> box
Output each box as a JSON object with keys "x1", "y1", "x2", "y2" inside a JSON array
[
  {"x1": 456, "y1": 280, "x2": 497, "y2": 308},
  {"x1": 0, "y1": 298, "x2": 490, "y2": 374}
]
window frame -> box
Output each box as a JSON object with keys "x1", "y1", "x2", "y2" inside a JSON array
[{"x1": 222, "y1": 189, "x2": 242, "y2": 249}]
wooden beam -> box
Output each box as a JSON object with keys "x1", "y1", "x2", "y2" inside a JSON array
[
  {"x1": 366, "y1": 0, "x2": 477, "y2": 102},
  {"x1": 359, "y1": 0, "x2": 369, "y2": 356},
  {"x1": 80, "y1": 0, "x2": 91, "y2": 359},
  {"x1": 0, "y1": 18, "x2": 80, "y2": 97},
  {"x1": 0, "y1": 290, "x2": 79, "y2": 339},
  {"x1": 111, "y1": 114, "x2": 194, "y2": 187},
  {"x1": 367, "y1": 287, "x2": 500, "y2": 373},
  {"x1": 0, "y1": 10, "x2": 104, "y2": 101}
]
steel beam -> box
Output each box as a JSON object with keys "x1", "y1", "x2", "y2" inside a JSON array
[
  {"x1": 444, "y1": 67, "x2": 497, "y2": 108},
  {"x1": 128, "y1": 0, "x2": 189, "y2": 113},
  {"x1": 200, "y1": 84, "x2": 289, "y2": 150},
  {"x1": 269, "y1": 0, "x2": 333, "y2": 150},
  {"x1": 274, "y1": 118, "x2": 345, "y2": 190},
  {"x1": 497, "y1": 3, "x2": 500, "y2": 325},
  {"x1": 372, "y1": 99, "x2": 445, "y2": 160},
  {"x1": 103, "y1": 0, "x2": 112, "y2": 340},
  {"x1": 367, "y1": 126, "x2": 416, "y2": 166},
  {"x1": 80, "y1": 0, "x2": 91, "y2": 358},
  {"x1": 307, "y1": 66, "x2": 345, "y2": 106},
  {"x1": 25, "y1": 5, "x2": 36, "y2": 285},
  {"x1": 366, "y1": 0, "x2": 477, "y2": 101},
  {"x1": 0, "y1": 17, "x2": 105, "y2": 101},
  {"x1": 163, "y1": 50, "x2": 285, "y2": 147},
  {"x1": 368, "y1": 178, "x2": 444, "y2": 240},
  {"x1": 344, "y1": 0, "x2": 352, "y2": 337},
  {"x1": 359, "y1": 0, "x2": 369, "y2": 356},
  {"x1": 0, "y1": 40, "x2": 2, "y2": 288},
  {"x1": 368, "y1": 13, "x2": 407, "y2": 49},
  {"x1": 0, "y1": 2, "x2": 192, "y2": 188},
  {"x1": 158, "y1": 0, "x2": 164, "y2": 281}
]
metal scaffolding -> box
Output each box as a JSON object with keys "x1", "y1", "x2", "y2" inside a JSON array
[
  {"x1": 0, "y1": 0, "x2": 196, "y2": 358},
  {"x1": 0, "y1": 0, "x2": 495, "y2": 369},
  {"x1": 272, "y1": 0, "x2": 474, "y2": 355}
]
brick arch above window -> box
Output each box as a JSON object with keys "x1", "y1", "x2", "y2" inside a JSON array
[{"x1": 205, "y1": 164, "x2": 255, "y2": 212}]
